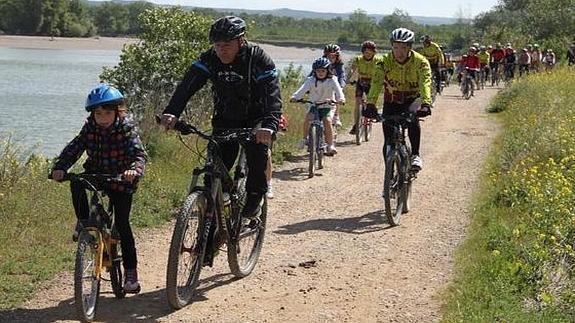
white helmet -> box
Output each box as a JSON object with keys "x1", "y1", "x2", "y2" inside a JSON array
[{"x1": 390, "y1": 28, "x2": 415, "y2": 44}]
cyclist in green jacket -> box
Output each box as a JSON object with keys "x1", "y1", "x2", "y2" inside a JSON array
[{"x1": 365, "y1": 28, "x2": 432, "y2": 171}]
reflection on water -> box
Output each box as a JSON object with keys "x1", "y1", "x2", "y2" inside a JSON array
[{"x1": 0, "y1": 47, "x2": 333, "y2": 157}]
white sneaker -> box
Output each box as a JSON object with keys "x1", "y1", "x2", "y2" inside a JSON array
[
  {"x1": 411, "y1": 155, "x2": 422, "y2": 170},
  {"x1": 266, "y1": 183, "x2": 274, "y2": 199},
  {"x1": 326, "y1": 145, "x2": 337, "y2": 156},
  {"x1": 333, "y1": 114, "x2": 342, "y2": 127},
  {"x1": 297, "y1": 138, "x2": 307, "y2": 150}
]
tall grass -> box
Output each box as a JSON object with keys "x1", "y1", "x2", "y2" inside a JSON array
[{"x1": 442, "y1": 68, "x2": 575, "y2": 322}]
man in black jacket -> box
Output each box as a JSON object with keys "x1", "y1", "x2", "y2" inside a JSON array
[{"x1": 161, "y1": 16, "x2": 282, "y2": 218}]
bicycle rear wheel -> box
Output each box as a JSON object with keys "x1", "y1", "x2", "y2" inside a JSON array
[
  {"x1": 108, "y1": 242, "x2": 125, "y2": 299},
  {"x1": 166, "y1": 191, "x2": 210, "y2": 310},
  {"x1": 383, "y1": 150, "x2": 405, "y2": 226},
  {"x1": 228, "y1": 197, "x2": 267, "y2": 277},
  {"x1": 308, "y1": 126, "x2": 317, "y2": 178},
  {"x1": 74, "y1": 230, "x2": 101, "y2": 322},
  {"x1": 363, "y1": 119, "x2": 372, "y2": 142}
]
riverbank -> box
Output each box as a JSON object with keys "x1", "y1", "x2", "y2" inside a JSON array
[{"x1": 0, "y1": 35, "x2": 345, "y2": 61}]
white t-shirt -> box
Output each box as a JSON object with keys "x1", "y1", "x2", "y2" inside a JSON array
[{"x1": 291, "y1": 75, "x2": 345, "y2": 104}]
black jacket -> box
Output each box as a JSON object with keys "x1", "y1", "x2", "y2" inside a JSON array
[{"x1": 164, "y1": 42, "x2": 282, "y2": 131}]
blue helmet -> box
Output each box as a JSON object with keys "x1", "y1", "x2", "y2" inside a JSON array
[
  {"x1": 85, "y1": 84, "x2": 124, "y2": 112},
  {"x1": 312, "y1": 57, "x2": 330, "y2": 70}
]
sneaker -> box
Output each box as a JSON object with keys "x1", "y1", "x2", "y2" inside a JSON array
[
  {"x1": 266, "y1": 183, "x2": 274, "y2": 199},
  {"x1": 242, "y1": 193, "x2": 263, "y2": 219},
  {"x1": 124, "y1": 268, "x2": 141, "y2": 294},
  {"x1": 411, "y1": 155, "x2": 423, "y2": 171},
  {"x1": 349, "y1": 124, "x2": 357, "y2": 135},
  {"x1": 325, "y1": 145, "x2": 337, "y2": 156},
  {"x1": 297, "y1": 138, "x2": 307, "y2": 150},
  {"x1": 333, "y1": 114, "x2": 342, "y2": 127},
  {"x1": 72, "y1": 221, "x2": 81, "y2": 242}
]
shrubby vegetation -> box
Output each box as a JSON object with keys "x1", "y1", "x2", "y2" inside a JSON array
[{"x1": 443, "y1": 68, "x2": 575, "y2": 321}]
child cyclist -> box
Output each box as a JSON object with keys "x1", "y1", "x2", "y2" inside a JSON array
[
  {"x1": 323, "y1": 44, "x2": 347, "y2": 128},
  {"x1": 291, "y1": 57, "x2": 345, "y2": 156},
  {"x1": 51, "y1": 84, "x2": 147, "y2": 294},
  {"x1": 349, "y1": 40, "x2": 379, "y2": 135}
]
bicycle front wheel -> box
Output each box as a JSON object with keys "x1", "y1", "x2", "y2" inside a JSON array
[
  {"x1": 74, "y1": 230, "x2": 101, "y2": 322},
  {"x1": 355, "y1": 108, "x2": 362, "y2": 145},
  {"x1": 228, "y1": 197, "x2": 267, "y2": 277},
  {"x1": 166, "y1": 191, "x2": 210, "y2": 310},
  {"x1": 308, "y1": 126, "x2": 317, "y2": 178},
  {"x1": 383, "y1": 150, "x2": 405, "y2": 226},
  {"x1": 363, "y1": 119, "x2": 372, "y2": 142},
  {"x1": 108, "y1": 242, "x2": 125, "y2": 299}
]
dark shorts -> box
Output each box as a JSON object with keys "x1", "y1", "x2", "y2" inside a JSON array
[{"x1": 355, "y1": 79, "x2": 371, "y2": 98}]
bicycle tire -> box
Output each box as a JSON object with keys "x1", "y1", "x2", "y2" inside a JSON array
[
  {"x1": 166, "y1": 191, "x2": 210, "y2": 310},
  {"x1": 308, "y1": 126, "x2": 317, "y2": 178},
  {"x1": 383, "y1": 150, "x2": 405, "y2": 226},
  {"x1": 108, "y1": 243, "x2": 125, "y2": 299},
  {"x1": 364, "y1": 121, "x2": 372, "y2": 142},
  {"x1": 317, "y1": 126, "x2": 324, "y2": 170},
  {"x1": 355, "y1": 107, "x2": 362, "y2": 145},
  {"x1": 402, "y1": 177, "x2": 412, "y2": 213},
  {"x1": 74, "y1": 230, "x2": 101, "y2": 322},
  {"x1": 227, "y1": 197, "x2": 267, "y2": 277}
]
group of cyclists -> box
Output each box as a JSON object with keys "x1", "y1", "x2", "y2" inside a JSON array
[{"x1": 56, "y1": 14, "x2": 549, "y2": 301}]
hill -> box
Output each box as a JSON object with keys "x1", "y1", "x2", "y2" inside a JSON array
[{"x1": 86, "y1": 1, "x2": 462, "y2": 25}]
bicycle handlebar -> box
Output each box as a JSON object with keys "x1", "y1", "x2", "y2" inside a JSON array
[
  {"x1": 155, "y1": 115, "x2": 254, "y2": 143},
  {"x1": 380, "y1": 111, "x2": 418, "y2": 124},
  {"x1": 294, "y1": 99, "x2": 338, "y2": 106}
]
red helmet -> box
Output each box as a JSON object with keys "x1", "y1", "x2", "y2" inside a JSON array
[{"x1": 361, "y1": 40, "x2": 377, "y2": 52}]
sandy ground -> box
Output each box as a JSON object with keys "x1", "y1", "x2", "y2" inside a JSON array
[
  {"x1": 0, "y1": 35, "x2": 335, "y2": 62},
  {"x1": 0, "y1": 83, "x2": 501, "y2": 322}
]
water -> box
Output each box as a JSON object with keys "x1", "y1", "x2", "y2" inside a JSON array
[
  {"x1": 0, "y1": 47, "x2": 338, "y2": 157},
  {"x1": 0, "y1": 47, "x2": 121, "y2": 157}
]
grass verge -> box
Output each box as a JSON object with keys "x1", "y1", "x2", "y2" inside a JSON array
[{"x1": 442, "y1": 67, "x2": 575, "y2": 322}]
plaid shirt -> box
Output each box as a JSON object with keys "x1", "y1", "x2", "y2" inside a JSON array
[{"x1": 53, "y1": 116, "x2": 147, "y2": 193}]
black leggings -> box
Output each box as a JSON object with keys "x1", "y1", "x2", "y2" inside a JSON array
[
  {"x1": 70, "y1": 181, "x2": 137, "y2": 270},
  {"x1": 213, "y1": 118, "x2": 269, "y2": 195},
  {"x1": 382, "y1": 102, "x2": 421, "y2": 156}
]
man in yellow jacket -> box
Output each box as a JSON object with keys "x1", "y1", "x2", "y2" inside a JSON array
[
  {"x1": 419, "y1": 35, "x2": 444, "y2": 95},
  {"x1": 364, "y1": 28, "x2": 432, "y2": 171}
]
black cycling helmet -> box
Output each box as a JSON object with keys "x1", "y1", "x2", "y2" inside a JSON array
[
  {"x1": 323, "y1": 43, "x2": 341, "y2": 56},
  {"x1": 209, "y1": 16, "x2": 246, "y2": 43},
  {"x1": 361, "y1": 40, "x2": 377, "y2": 52}
]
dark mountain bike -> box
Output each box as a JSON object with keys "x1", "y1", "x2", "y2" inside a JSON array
[
  {"x1": 296, "y1": 99, "x2": 336, "y2": 178},
  {"x1": 159, "y1": 117, "x2": 267, "y2": 310},
  {"x1": 50, "y1": 173, "x2": 127, "y2": 322},
  {"x1": 355, "y1": 98, "x2": 374, "y2": 145},
  {"x1": 461, "y1": 68, "x2": 475, "y2": 100},
  {"x1": 491, "y1": 62, "x2": 502, "y2": 86},
  {"x1": 381, "y1": 112, "x2": 419, "y2": 226}
]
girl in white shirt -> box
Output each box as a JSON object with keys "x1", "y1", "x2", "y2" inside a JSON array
[{"x1": 290, "y1": 57, "x2": 345, "y2": 155}]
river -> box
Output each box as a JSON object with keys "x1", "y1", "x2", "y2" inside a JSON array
[{"x1": 0, "y1": 46, "x2": 329, "y2": 157}]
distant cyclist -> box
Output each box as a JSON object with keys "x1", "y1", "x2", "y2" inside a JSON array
[
  {"x1": 366, "y1": 28, "x2": 432, "y2": 171},
  {"x1": 322, "y1": 43, "x2": 346, "y2": 128},
  {"x1": 349, "y1": 40, "x2": 380, "y2": 135},
  {"x1": 419, "y1": 35, "x2": 444, "y2": 94},
  {"x1": 477, "y1": 46, "x2": 491, "y2": 83},
  {"x1": 291, "y1": 57, "x2": 345, "y2": 156}
]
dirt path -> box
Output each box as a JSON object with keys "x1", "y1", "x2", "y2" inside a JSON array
[{"x1": 2, "y1": 84, "x2": 500, "y2": 322}]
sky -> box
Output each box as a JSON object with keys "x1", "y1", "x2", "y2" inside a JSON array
[{"x1": 123, "y1": 0, "x2": 501, "y2": 18}]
